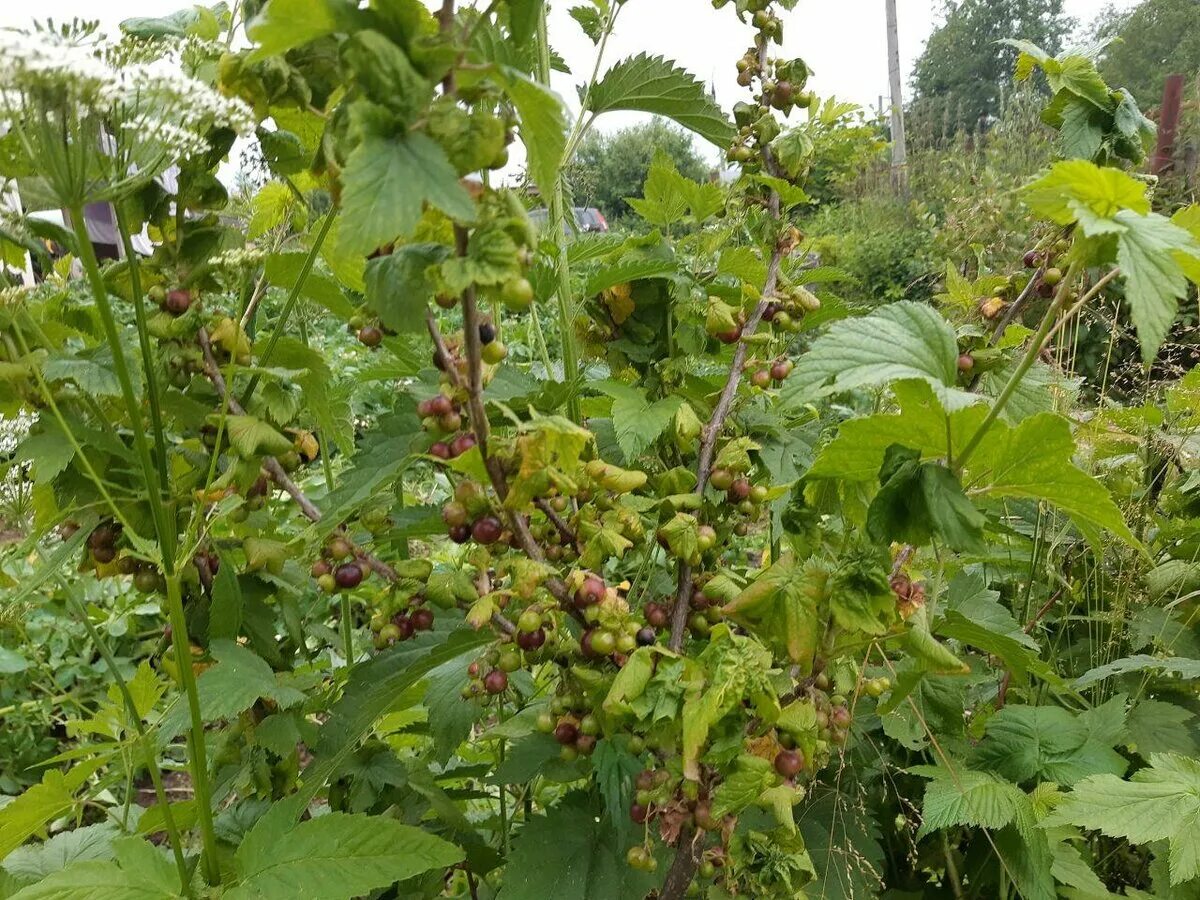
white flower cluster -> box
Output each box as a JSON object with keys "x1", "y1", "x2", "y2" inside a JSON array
[
  {"x1": 209, "y1": 245, "x2": 267, "y2": 275},
  {"x1": 0, "y1": 411, "x2": 38, "y2": 526},
  {"x1": 0, "y1": 27, "x2": 254, "y2": 175},
  {"x1": 0, "y1": 409, "x2": 37, "y2": 456}
]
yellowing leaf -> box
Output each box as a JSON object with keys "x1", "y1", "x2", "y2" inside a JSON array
[{"x1": 1024, "y1": 159, "x2": 1149, "y2": 224}]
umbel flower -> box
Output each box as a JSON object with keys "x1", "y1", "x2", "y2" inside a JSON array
[{"x1": 0, "y1": 27, "x2": 253, "y2": 206}]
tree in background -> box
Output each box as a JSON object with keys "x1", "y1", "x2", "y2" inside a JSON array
[
  {"x1": 910, "y1": 0, "x2": 1073, "y2": 134},
  {"x1": 1092, "y1": 0, "x2": 1200, "y2": 109},
  {"x1": 567, "y1": 118, "x2": 709, "y2": 223}
]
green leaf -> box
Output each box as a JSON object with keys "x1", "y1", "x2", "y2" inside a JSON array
[
  {"x1": 584, "y1": 53, "x2": 735, "y2": 148},
  {"x1": 1044, "y1": 753, "x2": 1200, "y2": 885},
  {"x1": 1024, "y1": 159, "x2": 1149, "y2": 224},
  {"x1": 159, "y1": 641, "x2": 304, "y2": 740},
  {"x1": 971, "y1": 705, "x2": 1126, "y2": 786},
  {"x1": 2, "y1": 822, "x2": 117, "y2": 883},
  {"x1": 866, "y1": 444, "x2": 984, "y2": 552},
  {"x1": 0, "y1": 761, "x2": 102, "y2": 861},
  {"x1": 501, "y1": 70, "x2": 567, "y2": 202},
  {"x1": 497, "y1": 792, "x2": 657, "y2": 900},
  {"x1": 944, "y1": 572, "x2": 1037, "y2": 650},
  {"x1": 711, "y1": 754, "x2": 776, "y2": 818},
  {"x1": 423, "y1": 649, "x2": 478, "y2": 763},
  {"x1": 905, "y1": 606, "x2": 969, "y2": 675},
  {"x1": 248, "y1": 182, "x2": 297, "y2": 239},
  {"x1": 490, "y1": 733, "x2": 565, "y2": 784},
  {"x1": 656, "y1": 512, "x2": 700, "y2": 565},
  {"x1": 263, "y1": 250, "x2": 355, "y2": 319},
  {"x1": 1115, "y1": 209, "x2": 1198, "y2": 364},
  {"x1": 0, "y1": 645, "x2": 30, "y2": 674},
  {"x1": 827, "y1": 547, "x2": 896, "y2": 637},
  {"x1": 507, "y1": 0, "x2": 543, "y2": 43},
  {"x1": 713, "y1": 436, "x2": 760, "y2": 474},
  {"x1": 8, "y1": 838, "x2": 179, "y2": 899},
  {"x1": 722, "y1": 554, "x2": 822, "y2": 667},
  {"x1": 122, "y1": 6, "x2": 221, "y2": 39},
  {"x1": 808, "y1": 380, "x2": 987, "y2": 482},
  {"x1": 625, "y1": 151, "x2": 689, "y2": 227},
  {"x1": 338, "y1": 135, "x2": 475, "y2": 256},
  {"x1": 1125, "y1": 700, "x2": 1199, "y2": 757},
  {"x1": 769, "y1": 126, "x2": 814, "y2": 179},
  {"x1": 225, "y1": 415, "x2": 294, "y2": 458},
  {"x1": 226, "y1": 813, "x2": 462, "y2": 899},
  {"x1": 42, "y1": 356, "x2": 123, "y2": 398},
  {"x1": 1050, "y1": 55, "x2": 1113, "y2": 110},
  {"x1": 937, "y1": 611, "x2": 1059, "y2": 683},
  {"x1": 287, "y1": 629, "x2": 492, "y2": 817},
  {"x1": 1058, "y1": 98, "x2": 1104, "y2": 160},
  {"x1": 969, "y1": 412, "x2": 1140, "y2": 550},
  {"x1": 1023, "y1": 160, "x2": 1200, "y2": 364},
  {"x1": 591, "y1": 739, "x2": 642, "y2": 848},
  {"x1": 248, "y1": 0, "x2": 340, "y2": 59},
  {"x1": 364, "y1": 244, "x2": 450, "y2": 333},
  {"x1": 592, "y1": 380, "x2": 682, "y2": 460},
  {"x1": 914, "y1": 765, "x2": 1030, "y2": 839},
  {"x1": 1074, "y1": 654, "x2": 1200, "y2": 690},
  {"x1": 208, "y1": 551, "x2": 243, "y2": 641},
  {"x1": 782, "y1": 302, "x2": 972, "y2": 410},
  {"x1": 16, "y1": 420, "x2": 75, "y2": 484},
  {"x1": 797, "y1": 788, "x2": 885, "y2": 900}
]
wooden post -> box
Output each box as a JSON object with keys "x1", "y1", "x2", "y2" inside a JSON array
[
  {"x1": 885, "y1": 0, "x2": 908, "y2": 193},
  {"x1": 1151, "y1": 74, "x2": 1185, "y2": 175}
]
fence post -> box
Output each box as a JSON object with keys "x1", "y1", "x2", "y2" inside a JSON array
[{"x1": 1150, "y1": 73, "x2": 1185, "y2": 175}]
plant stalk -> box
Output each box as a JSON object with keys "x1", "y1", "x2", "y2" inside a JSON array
[
  {"x1": 239, "y1": 211, "x2": 335, "y2": 407},
  {"x1": 535, "y1": 6, "x2": 581, "y2": 423},
  {"x1": 68, "y1": 205, "x2": 177, "y2": 568},
  {"x1": 58, "y1": 575, "x2": 192, "y2": 897},
  {"x1": 955, "y1": 260, "x2": 1082, "y2": 471},
  {"x1": 164, "y1": 574, "x2": 221, "y2": 885},
  {"x1": 113, "y1": 202, "x2": 171, "y2": 504}
]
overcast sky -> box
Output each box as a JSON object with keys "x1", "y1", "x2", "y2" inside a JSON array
[{"x1": 0, "y1": 0, "x2": 1140, "y2": 169}]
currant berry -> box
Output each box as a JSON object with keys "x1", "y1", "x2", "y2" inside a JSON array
[
  {"x1": 450, "y1": 433, "x2": 477, "y2": 457},
  {"x1": 335, "y1": 562, "x2": 364, "y2": 589},
  {"x1": 472, "y1": 516, "x2": 503, "y2": 544},
  {"x1": 574, "y1": 575, "x2": 606, "y2": 609},
  {"x1": 483, "y1": 669, "x2": 508, "y2": 694},
  {"x1": 442, "y1": 501, "x2": 469, "y2": 527},
  {"x1": 554, "y1": 721, "x2": 579, "y2": 745},
  {"x1": 165, "y1": 289, "x2": 191, "y2": 315},
  {"x1": 729, "y1": 478, "x2": 751, "y2": 502},
  {"x1": 710, "y1": 468, "x2": 734, "y2": 490},
  {"x1": 774, "y1": 749, "x2": 804, "y2": 777}
]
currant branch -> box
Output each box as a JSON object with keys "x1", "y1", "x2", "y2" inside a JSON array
[{"x1": 197, "y1": 327, "x2": 520, "y2": 634}]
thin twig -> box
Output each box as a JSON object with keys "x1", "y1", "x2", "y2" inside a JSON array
[
  {"x1": 197, "y1": 327, "x2": 519, "y2": 629},
  {"x1": 989, "y1": 266, "x2": 1043, "y2": 346},
  {"x1": 534, "y1": 498, "x2": 579, "y2": 549},
  {"x1": 1039, "y1": 268, "x2": 1120, "y2": 352},
  {"x1": 669, "y1": 200, "x2": 787, "y2": 653}
]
